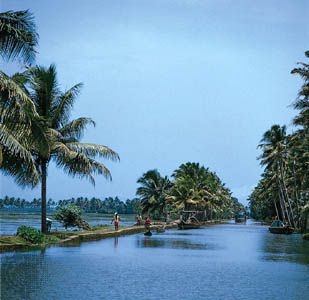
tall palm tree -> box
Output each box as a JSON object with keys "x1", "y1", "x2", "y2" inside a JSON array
[
  {"x1": 258, "y1": 125, "x2": 295, "y2": 226},
  {"x1": 19, "y1": 64, "x2": 119, "y2": 233},
  {"x1": 136, "y1": 169, "x2": 172, "y2": 217}
]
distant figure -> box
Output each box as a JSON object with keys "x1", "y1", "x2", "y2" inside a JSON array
[
  {"x1": 145, "y1": 216, "x2": 151, "y2": 231},
  {"x1": 112, "y1": 213, "x2": 119, "y2": 231},
  {"x1": 46, "y1": 218, "x2": 52, "y2": 232},
  {"x1": 166, "y1": 213, "x2": 171, "y2": 224},
  {"x1": 136, "y1": 215, "x2": 142, "y2": 226}
]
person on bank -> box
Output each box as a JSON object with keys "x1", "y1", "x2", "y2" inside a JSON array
[
  {"x1": 112, "y1": 213, "x2": 119, "y2": 231},
  {"x1": 145, "y1": 216, "x2": 151, "y2": 231}
]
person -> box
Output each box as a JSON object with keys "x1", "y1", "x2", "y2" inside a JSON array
[
  {"x1": 145, "y1": 216, "x2": 151, "y2": 231},
  {"x1": 46, "y1": 218, "x2": 52, "y2": 232},
  {"x1": 112, "y1": 213, "x2": 119, "y2": 231}
]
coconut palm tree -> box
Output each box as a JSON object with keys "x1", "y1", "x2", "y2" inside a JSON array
[
  {"x1": 169, "y1": 162, "x2": 215, "y2": 212},
  {"x1": 258, "y1": 125, "x2": 296, "y2": 226},
  {"x1": 16, "y1": 64, "x2": 119, "y2": 233},
  {"x1": 0, "y1": 10, "x2": 40, "y2": 175},
  {"x1": 136, "y1": 169, "x2": 172, "y2": 217}
]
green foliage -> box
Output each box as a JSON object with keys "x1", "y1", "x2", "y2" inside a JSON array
[
  {"x1": 136, "y1": 169, "x2": 172, "y2": 217},
  {"x1": 54, "y1": 204, "x2": 87, "y2": 229},
  {"x1": 249, "y1": 51, "x2": 309, "y2": 226},
  {"x1": 16, "y1": 225, "x2": 44, "y2": 244},
  {"x1": 136, "y1": 163, "x2": 242, "y2": 220}
]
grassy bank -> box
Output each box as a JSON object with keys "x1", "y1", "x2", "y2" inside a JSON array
[
  {"x1": 0, "y1": 220, "x2": 228, "y2": 253},
  {"x1": 0, "y1": 223, "x2": 174, "y2": 253}
]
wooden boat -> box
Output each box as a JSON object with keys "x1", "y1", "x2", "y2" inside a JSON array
[
  {"x1": 269, "y1": 220, "x2": 294, "y2": 234},
  {"x1": 178, "y1": 220, "x2": 200, "y2": 230},
  {"x1": 178, "y1": 212, "x2": 201, "y2": 230}
]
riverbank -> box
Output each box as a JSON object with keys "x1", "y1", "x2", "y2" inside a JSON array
[{"x1": 0, "y1": 220, "x2": 226, "y2": 253}]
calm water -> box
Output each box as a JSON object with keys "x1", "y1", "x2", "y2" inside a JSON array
[
  {"x1": 0, "y1": 211, "x2": 135, "y2": 235},
  {"x1": 1, "y1": 220, "x2": 309, "y2": 300}
]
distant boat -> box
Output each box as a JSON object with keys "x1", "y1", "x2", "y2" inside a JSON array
[
  {"x1": 269, "y1": 220, "x2": 294, "y2": 234},
  {"x1": 235, "y1": 212, "x2": 247, "y2": 223}
]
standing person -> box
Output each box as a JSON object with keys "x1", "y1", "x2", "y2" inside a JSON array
[
  {"x1": 112, "y1": 212, "x2": 119, "y2": 231},
  {"x1": 145, "y1": 216, "x2": 151, "y2": 231}
]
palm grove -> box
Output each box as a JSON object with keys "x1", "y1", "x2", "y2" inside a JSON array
[
  {"x1": 249, "y1": 51, "x2": 309, "y2": 230},
  {"x1": 0, "y1": 10, "x2": 119, "y2": 233}
]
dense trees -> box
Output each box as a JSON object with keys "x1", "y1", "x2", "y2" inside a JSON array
[
  {"x1": 249, "y1": 51, "x2": 309, "y2": 228},
  {"x1": 0, "y1": 196, "x2": 141, "y2": 215},
  {"x1": 136, "y1": 162, "x2": 243, "y2": 220}
]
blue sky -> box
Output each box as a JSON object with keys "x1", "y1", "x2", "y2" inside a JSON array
[{"x1": 1, "y1": 0, "x2": 308, "y2": 204}]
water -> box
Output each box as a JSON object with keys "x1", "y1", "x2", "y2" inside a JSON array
[
  {"x1": 1, "y1": 220, "x2": 309, "y2": 300},
  {"x1": 0, "y1": 211, "x2": 135, "y2": 235}
]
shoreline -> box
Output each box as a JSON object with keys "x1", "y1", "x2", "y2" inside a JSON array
[{"x1": 0, "y1": 220, "x2": 226, "y2": 253}]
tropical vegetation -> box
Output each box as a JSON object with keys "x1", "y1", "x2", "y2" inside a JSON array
[
  {"x1": 136, "y1": 162, "x2": 243, "y2": 220},
  {"x1": 0, "y1": 196, "x2": 142, "y2": 214},
  {"x1": 0, "y1": 10, "x2": 119, "y2": 233},
  {"x1": 249, "y1": 51, "x2": 309, "y2": 230}
]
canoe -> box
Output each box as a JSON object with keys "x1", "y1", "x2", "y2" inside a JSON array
[{"x1": 268, "y1": 226, "x2": 294, "y2": 234}]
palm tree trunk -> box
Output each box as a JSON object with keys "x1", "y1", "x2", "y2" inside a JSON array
[{"x1": 41, "y1": 159, "x2": 47, "y2": 233}]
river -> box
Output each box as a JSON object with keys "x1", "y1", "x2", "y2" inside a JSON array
[{"x1": 1, "y1": 220, "x2": 309, "y2": 300}]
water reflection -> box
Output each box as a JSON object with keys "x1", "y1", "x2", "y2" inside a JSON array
[
  {"x1": 114, "y1": 236, "x2": 118, "y2": 248},
  {"x1": 262, "y1": 233, "x2": 309, "y2": 265},
  {"x1": 136, "y1": 236, "x2": 208, "y2": 250}
]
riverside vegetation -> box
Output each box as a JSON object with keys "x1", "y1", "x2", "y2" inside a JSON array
[{"x1": 249, "y1": 51, "x2": 309, "y2": 234}]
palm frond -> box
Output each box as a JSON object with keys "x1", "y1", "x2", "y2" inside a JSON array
[
  {"x1": 0, "y1": 10, "x2": 38, "y2": 64},
  {"x1": 52, "y1": 83, "x2": 83, "y2": 127},
  {"x1": 59, "y1": 117, "x2": 95, "y2": 140}
]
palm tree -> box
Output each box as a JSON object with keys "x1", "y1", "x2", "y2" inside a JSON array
[
  {"x1": 0, "y1": 10, "x2": 41, "y2": 177},
  {"x1": 169, "y1": 162, "x2": 214, "y2": 212},
  {"x1": 17, "y1": 64, "x2": 119, "y2": 233},
  {"x1": 258, "y1": 125, "x2": 296, "y2": 226},
  {"x1": 136, "y1": 169, "x2": 172, "y2": 217},
  {"x1": 0, "y1": 10, "x2": 38, "y2": 64}
]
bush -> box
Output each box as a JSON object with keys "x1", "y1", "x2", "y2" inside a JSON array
[
  {"x1": 16, "y1": 226, "x2": 44, "y2": 244},
  {"x1": 54, "y1": 204, "x2": 90, "y2": 230}
]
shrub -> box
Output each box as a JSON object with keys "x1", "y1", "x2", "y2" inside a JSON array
[
  {"x1": 54, "y1": 204, "x2": 90, "y2": 230},
  {"x1": 16, "y1": 226, "x2": 44, "y2": 244}
]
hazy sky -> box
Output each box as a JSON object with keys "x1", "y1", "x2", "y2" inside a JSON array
[{"x1": 1, "y1": 0, "x2": 308, "y2": 204}]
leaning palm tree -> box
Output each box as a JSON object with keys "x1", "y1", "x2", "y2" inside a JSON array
[
  {"x1": 18, "y1": 64, "x2": 119, "y2": 233},
  {"x1": 258, "y1": 124, "x2": 296, "y2": 226}
]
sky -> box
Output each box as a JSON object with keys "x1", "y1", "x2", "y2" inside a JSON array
[{"x1": 1, "y1": 0, "x2": 308, "y2": 205}]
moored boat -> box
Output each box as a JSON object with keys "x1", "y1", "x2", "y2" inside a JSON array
[
  {"x1": 178, "y1": 220, "x2": 200, "y2": 230},
  {"x1": 178, "y1": 211, "x2": 201, "y2": 230},
  {"x1": 269, "y1": 220, "x2": 294, "y2": 234}
]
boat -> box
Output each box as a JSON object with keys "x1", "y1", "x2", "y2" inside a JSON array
[
  {"x1": 235, "y1": 212, "x2": 247, "y2": 223},
  {"x1": 178, "y1": 220, "x2": 200, "y2": 230},
  {"x1": 178, "y1": 211, "x2": 201, "y2": 230},
  {"x1": 269, "y1": 220, "x2": 294, "y2": 234},
  {"x1": 144, "y1": 231, "x2": 152, "y2": 236}
]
